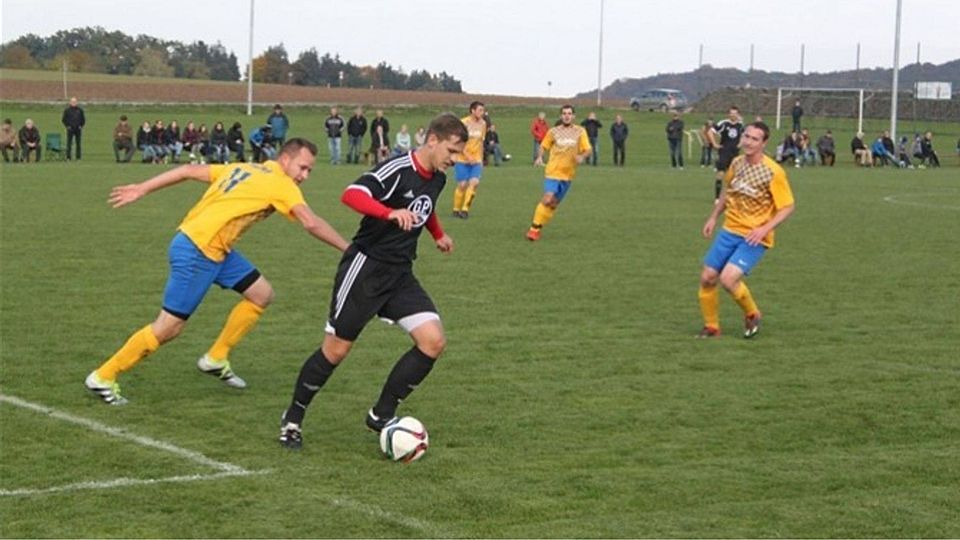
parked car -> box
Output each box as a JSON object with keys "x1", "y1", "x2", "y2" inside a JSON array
[{"x1": 629, "y1": 89, "x2": 687, "y2": 112}]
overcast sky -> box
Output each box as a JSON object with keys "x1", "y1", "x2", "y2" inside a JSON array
[{"x1": 2, "y1": 0, "x2": 957, "y2": 97}]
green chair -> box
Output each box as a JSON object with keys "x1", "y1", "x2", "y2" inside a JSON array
[{"x1": 45, "y1": 133, "x2": 64, "y2": 161}]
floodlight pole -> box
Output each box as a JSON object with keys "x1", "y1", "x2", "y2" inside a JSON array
[
  {"x1": 596, "y1": 0, "x2": 604, "y2": 106},
  {"x1": 890, "y1": 0, "x2": 902, "y2": 143},
  {"x1": 246, "y1": 0, "x2": 255, "y2": 116}
]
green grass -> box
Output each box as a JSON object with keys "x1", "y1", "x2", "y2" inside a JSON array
[{"x1": 1, "y1": 103, "x2": 959, "y2": 538}]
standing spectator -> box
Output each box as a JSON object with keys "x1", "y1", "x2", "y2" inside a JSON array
[
  {"x1": 210, "y1": 122, "x2": 230, "y2": 164},
  {"x1": 324, "y1": 107, "x2": 345, "y2": 165},
  {"x1": 113, "y1": 115, "x2": 135, "y2": 163},
  {"x1": 370, "y1": 124, "x2": 390, "y2": 164},
  {"x1": 710, "y1": 106, "x2": 744, "y2": 201},
  {"x1": 1, "y1": 118, "x2": 20, "y2": 162},
  {"x1": 665, "y1": 112, "x2": 685, "y2": 169},
  {"x1": 850, "y1": 132, "x2": 871, "y2": 167},
  {"x1": 266, "y1": 104, "x2": 289, "y2": 146},
  {"x1": 227, "y1": 122, "x2": 246, "y2": 162},
  {"x1": 580, "y1": 112, "x2": 602, "y2": 166},
  {"x1": 370, "y1": 110, "x2": 390, "y2": 154},
  {"x1": 484, "y1": 124, "x2": 503, "y2": 166},
  {"x1": 249, "y1": 125, "x2": 276, "y2": 163},
  {"x1": 790, "y1": 100, "x2": 803, "y2": 132},
  {"x1": 182, "y1": 121, "x2": 201, "y2": 162},
  {"x1": 816, "y1": 130, "x2": 836, "y2": 166},
  {"x1": 393, "y1": 124, "x2": 412, "y2": 156},
  {"x1": 919, "y1": 131, "x2": 940, "y2": 168},
  {"x1": 530, "y1": 111, "x2": 548, "y2": 164},
  {"x1": 19, "y1": 118, "x2": 41, "y2": 162},
  {"x1": 136, "y1": 121, "x2": 154, "y2": 163},
  {"x1": 610, "y1": 114, "x2": 628, "y2": 167},
  {"x1": 346, "y1": 107, "x2": 367, "y2": 164},
  {"x1": 414, "y1": 126, "x2": 427, "y2": 149},
  {"x1": 62, "y1": 96, "x2": 86, "y2": 160},
  {"x1": 165, "y1": 120, "x2": 184, "y2": 163},
  {"x1": 699, "y1": 120, "x2": 714, "y2": 167}
]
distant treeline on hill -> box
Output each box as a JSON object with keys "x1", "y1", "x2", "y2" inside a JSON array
[{"x1": 0, "y1": 26, "x2": 463, "y2": 93}]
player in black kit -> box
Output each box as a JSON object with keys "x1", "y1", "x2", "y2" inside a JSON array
[
  {"x1": 279, "y1": 113, "x2": 468, "y2": 449},
  {"x1": 710, "y1": 106, "x2": 744, "y2": 201}
]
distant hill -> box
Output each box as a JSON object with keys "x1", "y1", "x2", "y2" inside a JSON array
[{"x1": 581, "y1": 60, "x2": 960, "y2": 103}]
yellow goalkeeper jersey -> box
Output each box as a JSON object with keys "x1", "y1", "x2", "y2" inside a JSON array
[
  {"x1": 542, "y1": 125, "x2": 591, "y2": 181},
  {"x1": 178, "y1": 161, "x2": 305, "y2": 261},
  {"x1": 454, "y1": 115, "x2": 486, "y2": 164},
  {"x1": 722, "y1": 154, "x2": 794, "y2": 248}
]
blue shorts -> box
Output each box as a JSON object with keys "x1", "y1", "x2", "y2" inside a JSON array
[
  {"x1": 703, "y1": 230, "x2": 767, "y2": 275},
  {"x1": 454, "y1": 162, "x2": 482, "y2": 182},
  {"x1": 162, "y1": 232, "x2": 259, "y2": 319},
  {"x1": 543, "y1": 178, "x2": 572, "y2": 202}
]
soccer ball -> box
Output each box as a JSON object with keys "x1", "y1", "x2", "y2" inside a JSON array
[
  {"x1": 503, "y1": 153, "x2": 512, "y2": 162},
  {"x1": 379, "y1": 416, "x2": 429, "y2": 463}
]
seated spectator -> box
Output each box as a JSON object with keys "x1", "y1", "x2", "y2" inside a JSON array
[
  {"x1": 165, "y1": 120, "x2": 184, "y2": 163},
  {"x1": 919, "y1": 131, "x2": 940, "y2": 168},
  {"x1": 195, "y1": 123, "x2": 210, "y2": 163},
  {"x1": 227, "y1": 121, "x2": 246, "y2": 162},
  {"x1": 897, "y1": 136, "x2": 914, "y2": 168},
  {"x1": 182, "y1": 121, "x2": 201, "y2": 162},
  {"x1": 871, "y1": 136, "x2": 900, "y2": 167},
  {"x1": 209, "y1": 122, "x2": 230, "y2": 163},
  {"x1": 911, "y1": 133, "x2": 924, "y2": 162},
  {"x1": 112, "y1": 115, "x2": 135, "y2": 163},
  {"x1": 393, "y1": 124, "x2": 412, "y2": 156},
  {"x1": 484, "y1": 124, "x2": 504, "y2": 166},
  {"x1": 18, "y1": 118, "x2": 41, "y2": 162},
  {"x1": 414, "y1": 126, "x2": 426, "y2": 149},
  {"x1": 249, "y1": 124, "x2": 276, "y2": 163},
  {"x1": 150, "y1": 120, "x2": 169, "y2": 163},
  {"x1": 370, "y1": 124, "x2": 389, "y2": 164},
  {"x1": 797, "y1": 129, "x2": 817, "y2": 167},
  {"x1": 1, "y1": 118, "x2": 20, "y2": 162},
  {"x1": 778, "y1": 132, "x2": 798, "y2": 164},
  {"x1": 850, "y1": 132, "x2": 871, "y2": 167},
  {"x1": 136, "y1": 121, "x2": 155, "y2": 163},
  {"x1": 816, "y1": 130, "x2": 835, "y2": 166}
]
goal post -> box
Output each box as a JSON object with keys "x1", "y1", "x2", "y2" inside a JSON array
[{"x1": 776, "y1": 87, "x2": 865, "y2": 134}]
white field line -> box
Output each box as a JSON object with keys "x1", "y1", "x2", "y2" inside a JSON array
[
  {"x1": 0, "y1": 470, "x2": 268, "y2": 497},
  {"x1": 882, "y1": 191, "x2": 960, "y2": 211}
]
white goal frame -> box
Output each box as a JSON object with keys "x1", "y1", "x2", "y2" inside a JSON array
[{"x1": 776, "y1": 87, "x2": 865, "y2": 134}]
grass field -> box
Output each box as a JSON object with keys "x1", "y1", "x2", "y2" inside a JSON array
[{"x1": 1, "y1": 102, "x2": 959, "y2": 538}]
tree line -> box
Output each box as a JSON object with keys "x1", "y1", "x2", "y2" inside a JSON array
[{"x1": 0, "y1": 27, "x2": 462, "y2": 93}]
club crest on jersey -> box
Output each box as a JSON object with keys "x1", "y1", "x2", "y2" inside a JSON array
[{"x1": 408, "y1": 195, "x2": 433, "y2": 228}]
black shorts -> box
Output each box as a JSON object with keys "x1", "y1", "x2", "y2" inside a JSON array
[
  {"x1": 326, "y1": 246, "x2": 437, "y2": 341},
  {"x1": 715, "y1": 147, "x2": 739, "y2": 171}
]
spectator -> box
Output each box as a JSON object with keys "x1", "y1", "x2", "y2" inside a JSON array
[
  {"x1": 19, "y1": 118, "x2": 41, "y2": 162},
  {"x1": 530, "y1": 111, "x2": 548, "y2": 163},
  {"x1": 816, "y1": 130, "x2": 836, "y2": 166},
  {"x1": 346, "y1": 106, "x2": 367, "y2": 164},
  {"x1": 370, "y1": 124, "x2": 389, "y2": 164},
  {"x1": 249, "y1": 124, "x2": 276, "y2": 163},
  {"x1": 196, "y1": 123, "x2": 211, "y2": 163},
  {"x1": 165, "y1": 120, "x2": 184, "y2": 163},
  {"x1": 778, "y1": 132, "x2": 798, "y2": 164},
  {"x1": 791, "y1": 99, "x2": 803, "y2": 132},
  {"x1": 871, "y1": 135, "x2": 898, "y2": 167},
  {"x1": 324, "y1": 106, "x2": 345, "y2": 165},
  {"x1": 484, "y1": 124, "x2": 504, "y2": 166},
  {"x1": 150, "y1": 120, "x2": 169, "y2": 163},
  {"x1": 370, "y1": 109, "x2": 390, "y2": 154},
  {"x1": 919, "y1": 131, "x2": 940, "y2": 168},
  {"x1": 414, "y1": 126, "x2": 427, "y2": 149},
  {"x1": 897, "y1": 136, "x2": 913, "y2": 168},
  {"x1": 699, "y1": 120, "x2": 714, "y2": 167},
  {"x1": 227, "y1": 121, "x2": 246, "y2": 162},
  {"x1": 62, "y1": 96, "x2": 86, "y2": 160},
  {"x1": 797, "y1": 128, "x2": 816, "y2": 167},
  {"x1": 610, "y1": 114, "x2": 628, "y2": 167},
  {"x1": 182, "y1": 121, "x2": 201, "y2": 162},
  {"x1": 911, "y1": 133, "x2": 924, "y2": 162},
  {"x1": 850, "y1": 132, "x2": 871, "y2": 167},
  {"x1": 1, "y1": 118, "x2": 20, "y2": 162},
  {"x1": 112, "y1": 115, "x2": 135, "y2": 163},
  {"x1": 136, "y1": 121, "x2": 154, "y2": 163},
  {"x1": 881, "y1": 131, "x2": 896, "y2": 162},
  {"x1": 393, "y1": 123, "x2": 412, "y2": 156},
  {"x1": 266, "y1": 104, "x2": 289, "y2": 145},
  {"x1": 209, "y1": 121, "x2": 230, "y2": 163},
  {"x1": 665, "y1": 112, "x2": 684, "y2": 168},
  {"x1": 580, "y1": 112, "x2": 602, "y2": 166}
]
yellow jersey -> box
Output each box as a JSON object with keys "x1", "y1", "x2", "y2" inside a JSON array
[
  {"x1": 178, "y1": 161, "x2": 306, "y2": 261},
  {"x1": 722, "y1": 155, "x2": 794, "y2": 248},
  {"x1": 454, "y1": 115, "x2": 486, "y2": 164},
  {"x1": 541, "y1": 125, "x2": 591, "y2": 181}
]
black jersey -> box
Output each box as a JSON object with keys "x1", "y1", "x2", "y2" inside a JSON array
[
  {"x1": 713, "y1": 119, "x2": 744, "y2": 150},
  {"x1": 346, "y1": 152, "x2": 445, "y2": 265}
]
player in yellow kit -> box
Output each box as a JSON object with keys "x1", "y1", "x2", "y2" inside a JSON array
[
  {"x1": 85, "y1": 138, "x2": 350, "y2": 405},
  {"x1": 451, "y1": 101, "x2": 487, "y2": 219},
  {"x1": 525, "y1": 105, "x2": 592, "y2": 241},
  {"x1": 697, "y1": 122, "x2": 795, "y2": 339}
]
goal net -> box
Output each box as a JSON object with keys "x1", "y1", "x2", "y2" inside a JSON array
[{"x1": 776, "y1": 87, "x2": 869, "y2": 134}]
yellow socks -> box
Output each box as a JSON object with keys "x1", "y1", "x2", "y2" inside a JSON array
[
  {"x1": 208, "y1": 299, "x2": 265, "y2": 361},
  {"x1": 96, "y1": 324, "x2": 160, "y2": 381},
  {"x1": 731, "y1": 281, "x2": 759, "y2": 317},
  {"x1": 698, "y1": 285, "x2": 720, "y2": 330},
  {"x1": 531, "y1": 203, "x2": 555, "y2": 229},
  {"x1": 463, "y1": 185, "x2": 477, "y2": 212},
  {"x1": 452, "y1": 187, "x2": 465, "y2": 212}
]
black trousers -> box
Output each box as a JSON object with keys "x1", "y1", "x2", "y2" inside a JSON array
[
  {"x1": 612, "y1": 140, "x2": 625, "y2": 166},
  {"x1": 66, "y1": 128, "x2": 82, "y2": 159}
]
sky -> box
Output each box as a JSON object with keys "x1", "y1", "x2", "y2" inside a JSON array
[{"x1": 2, "y1": 0, "x2": 958, "y2": 98}]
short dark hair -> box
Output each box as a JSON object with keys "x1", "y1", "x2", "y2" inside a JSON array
[
  {"x1": 729, "y1": 105, "x2": 740, "y2": 112},
  {"x1": 280, "y1": 137, "x2": 318, "y2": 157},
  {"x1": 561, "y1": 104, "x2": 575, "y2": 114},
  {"x1": 119, "y1": 115, "x2": 128, "y2": 121},
  {"x1": 469, "y1": 101, "x2": 484, "y2": 112},
  {"x1": 748, "y1": 121, "x2": 770, "y2": 141},
  {"x1": 426, "y1": 113, "x2": 468, "y2": 143}
]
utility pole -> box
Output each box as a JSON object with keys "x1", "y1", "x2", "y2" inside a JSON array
[
  {"x1": 890, "y1": 0, "x2": 903, "y2": 143},
  {"x1": 246, "y1": 0, "x2": 255, "y2": 116},
  {"x1": 596, "y1": 0, "x2": 604, "y2": 106}
]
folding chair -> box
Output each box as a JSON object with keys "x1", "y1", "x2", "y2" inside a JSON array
[{"x1": 45, "y1": 133, "x2": 65, "y2": 161}]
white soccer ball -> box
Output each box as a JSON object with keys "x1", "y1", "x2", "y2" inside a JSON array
[
  {"x1": 379, "y1": 416, "x2": 429, "y2": 463},
  {"x1": 503, "y1": 153, "x2": 512, "y2": 162}
]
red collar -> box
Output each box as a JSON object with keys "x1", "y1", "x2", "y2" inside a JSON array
[{"x1": 410, "y1": 151, "x2": 433, "y2": 180}]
